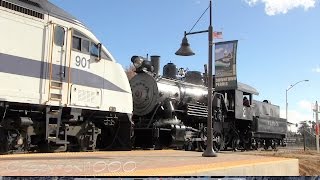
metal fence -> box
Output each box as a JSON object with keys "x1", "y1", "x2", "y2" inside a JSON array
[{"x1": 285, "y1": 130, "x2": 318, "y2": 150}]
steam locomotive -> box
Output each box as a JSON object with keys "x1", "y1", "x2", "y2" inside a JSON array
[{"x1": 130, "y1": 56, "x2": 287, "y2": 151}]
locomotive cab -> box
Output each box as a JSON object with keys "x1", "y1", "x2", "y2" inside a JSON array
[{"x1": 218, "y1": 82, "x2": 259, "y2": 121}]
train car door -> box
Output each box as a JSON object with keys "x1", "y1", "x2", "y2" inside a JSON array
[{"x1": 48, "y1": 23, "x2": 68, "y2": 104}]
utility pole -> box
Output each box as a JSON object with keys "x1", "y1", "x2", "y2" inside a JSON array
[
  {"x1": 303, "y1": 125, "x2": 306, "y2": 151},
  {"x1": 315, "y1": 101, "x2": 319, "y2": 153}
]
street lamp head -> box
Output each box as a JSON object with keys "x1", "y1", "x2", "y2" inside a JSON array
[
  {"x1": 175, "y1": 36, "x2": 195, "y2": 56},
  {"x1": 287, "y1": 79, "x2": 309, "y2": 90}
]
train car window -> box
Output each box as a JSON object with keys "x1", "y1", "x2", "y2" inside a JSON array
[
  {"x1": 54, "y1": 26, "x2": 65, "y2": 46},
  {"x1": 82, "y1": 39, "x2": 90, "y2": 53},
  {"x1": 90, "y1": 43, "x2": 99, "y2": 57},
  {"x1": 72, "y1": 29, "x2": 110, "y2": 60},
  {"x1": 72, "y1": 36, "x2": 81, "y2": 51},
  {"x1": 243, "y1": 96, "x2": 250, "y2": 107}
]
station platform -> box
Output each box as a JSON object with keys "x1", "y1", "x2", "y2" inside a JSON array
[{"x1": 0, "y1": 150, "x2": 299, "y2": 176}]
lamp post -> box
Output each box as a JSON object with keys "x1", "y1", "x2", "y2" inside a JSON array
[
  {"x1": 313, "y1": 101, "x2": 319, "y2": 153},
  {"x1": 285, "y1": 80, "x2": 309, "y2": 124},
  {"x1": 285, "y1": 79, "x2": 309, "y2": 144},
  {"x1": 175, "y1": 0, "x2": 217, "y2": 157}
]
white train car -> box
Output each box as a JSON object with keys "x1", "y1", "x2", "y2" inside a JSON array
[{"x1": 0, "y1": 0, "x2": 133, "y2": 153}]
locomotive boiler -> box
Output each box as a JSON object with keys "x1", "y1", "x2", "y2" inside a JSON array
[{"x1": 130, "y1": 55, "x2": 287, "y2": 151}]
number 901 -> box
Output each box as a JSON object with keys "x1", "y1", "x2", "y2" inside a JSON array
[{"x1": 75, "y1": 56, "x2": 90, "y2": 69}]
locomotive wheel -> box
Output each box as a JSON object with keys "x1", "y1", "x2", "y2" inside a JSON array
[
  {"x1": 243, "y1": 138, "x2": 252, "y2": 151},
  {"x1": 251, "y1": 139, "x2": 258, "y2": 150},
  {"x1": 271, "y1": 140, "x2": 278, "y2": 150},
  {"x1": 184, "y1": 140, "x2": 196, "y2": 151},
  {"x1": 196, "y1": 137, "x2": 206, "y2": 152},
  {"x1": 213, "y1": 132, "x2": 224, "y2": 152},
  {"x1": 196, "y1": 127, "x2": 207, "y2": 152},
  {"x1": 264, "y1": 142, "x2": 270, "y2": 150},
  {"x1": 196, "y1": 128, "x2": 220, "y2": 152}
]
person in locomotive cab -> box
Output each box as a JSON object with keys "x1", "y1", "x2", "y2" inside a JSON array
[{"x1": 243, "y1": 96, "x2": 250, "y2": 107}]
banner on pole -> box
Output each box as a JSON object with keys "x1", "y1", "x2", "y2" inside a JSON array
[{"x1": 214, "y1": 40, "x2": 238, "y2": 90}]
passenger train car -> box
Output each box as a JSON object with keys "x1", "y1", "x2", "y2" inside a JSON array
[{"x1": 0, "y1": 0, "x2": 133, "y2": 153}]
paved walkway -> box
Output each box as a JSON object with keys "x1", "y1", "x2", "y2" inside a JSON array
[{"x1": 0, "y1": 150, "x2": 299, "y2": 176}]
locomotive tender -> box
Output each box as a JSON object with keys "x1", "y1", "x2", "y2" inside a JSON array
[
  {"x1": 0, "y1": 0, "x2": 133, "y2": 153},
  {"x1": 130, "y1": 56, "x2": 287, "y2": 151}
]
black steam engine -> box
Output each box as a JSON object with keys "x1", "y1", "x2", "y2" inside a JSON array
[{"x1": 130, "y1": 55, "x2": 286, "y2": 151}]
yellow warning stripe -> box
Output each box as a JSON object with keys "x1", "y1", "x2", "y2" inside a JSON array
[{"x1": 91, "y1": 157, "x2": 296, "y2": 176}]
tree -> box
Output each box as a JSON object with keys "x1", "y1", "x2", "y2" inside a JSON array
[
  {"x1": 297, "y1": 121, "x2": 310, "y2": 135},
  {"x1": 298, "y1": 120, "x2": 317, "y2": 136}
]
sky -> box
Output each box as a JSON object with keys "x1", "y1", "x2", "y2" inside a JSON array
[{"x1": 50, "y1": 0, "x2": 320, "y2": 131}]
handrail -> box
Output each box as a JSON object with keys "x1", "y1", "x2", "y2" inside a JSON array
[{"x1": 48, "y1": 22, "x2": 55, "y2": 102}]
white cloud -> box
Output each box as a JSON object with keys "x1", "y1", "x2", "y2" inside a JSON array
[
  {"x1": 245, "y1": 0, "x2": 259, "y2": 6},
  {"x1": 280, "y1": 109, "x2": 313, "y2": 132},
  {"x1": 244, "y1": 0, "x2": 316, "y2": 16},
  {"x1": 312, "y1": 66, "x2": 320, "y2": 73},
  {"x1": 298, "y1": 100, "x2": 313, "y2": 111}
]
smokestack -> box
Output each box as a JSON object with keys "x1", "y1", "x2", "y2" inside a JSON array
[{"x1": 151, "y1": 55, "x2": 160, "y2": 76}]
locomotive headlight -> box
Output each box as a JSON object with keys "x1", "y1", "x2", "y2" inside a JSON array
[{"x1": 131, "y1": 56, "x2": 144, "y2": 69}]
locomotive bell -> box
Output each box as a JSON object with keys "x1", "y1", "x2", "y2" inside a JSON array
[
  {"x1": 131, "y1": 56, "x2": 144, "y2": 69},
  {"x1": 131, "y1": 56, "x2": 154, "y2": 72},
  {"x1": 175, "y1": 36, "x2": 195, "y2": 56}
]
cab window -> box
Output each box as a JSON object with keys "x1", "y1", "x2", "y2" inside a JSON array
[
  {"x1": 72, "y1": 36, "x2": 81, "y2": 51},
  {"x1": 90, "y1": 43, "x2": 99, "y2": 57},
  {"x1": 54, "y1": 26, "x2": 65, "y2": 46},
  {"x1": 72, "y1": 29, "x2": 111, "y2": 60},
  {"x1": 243, "y1": 94, "x2": 251, "y2": 107},
  {"x1": 82, "y1": 39, "x2": 90, "y2": 53}
]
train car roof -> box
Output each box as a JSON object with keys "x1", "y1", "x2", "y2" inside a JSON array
[
  {"x1": 4, "y1": 0, "x2": 117, "y2": 63},
  {"x1": 6, "y1": 0, "x2": 85, "y2": 27},
  {"x1": 238, "y1": 82, "x2": 259, "y2": 95}
]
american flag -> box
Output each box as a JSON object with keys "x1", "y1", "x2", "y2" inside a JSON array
[{"x1": 213, "y1": 31, "x2": 223, "y2": 39}]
